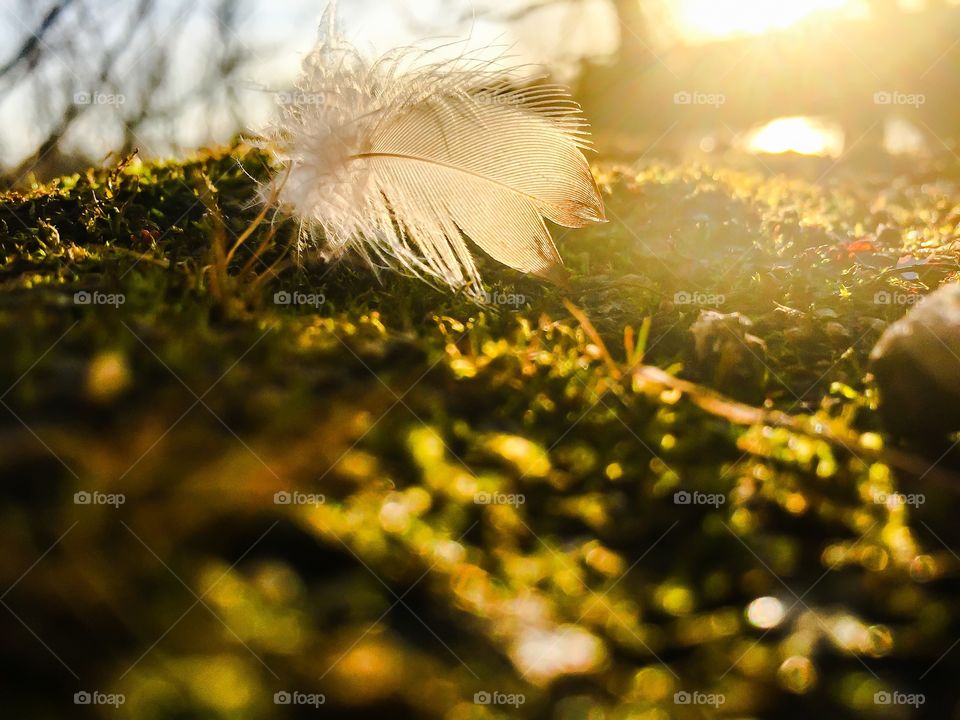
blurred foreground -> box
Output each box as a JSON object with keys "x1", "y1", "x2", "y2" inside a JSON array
[{"x1": 2, "y1": 147, "x2": 960, "y2": 718}]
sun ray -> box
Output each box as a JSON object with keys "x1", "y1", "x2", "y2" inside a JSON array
[{"x1": 677, "y1": 0, "x2": 852, "y2": 40}]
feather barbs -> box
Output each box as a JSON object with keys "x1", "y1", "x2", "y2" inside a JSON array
[{"x1": 264, "y1": 6, "x2": 605, "y2": 298}]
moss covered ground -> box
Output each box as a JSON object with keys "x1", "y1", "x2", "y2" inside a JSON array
[{"x1": 2, "y1": 146, "x2": 960, "y2": 718}]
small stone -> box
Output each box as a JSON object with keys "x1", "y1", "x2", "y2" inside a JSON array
[
  {"x1": 690, "y1": 310, "x2": 766, "y2": 395},
  {"x1": 825, "y1": 321, "x2": 848, "y2": 339},
  {"x1": 870, "y1": 283, "x2": 960, "y2": 441}
]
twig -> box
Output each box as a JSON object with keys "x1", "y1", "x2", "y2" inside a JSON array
[{"x1": 565, "y1": 301, "x2": 960, "y2": 489}]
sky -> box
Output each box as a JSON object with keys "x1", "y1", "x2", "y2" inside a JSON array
[
  {"x1": 0, "y1": 0, "x2": 621, "y2": 166},
  {"x1": 1, "y1": 0, "x2": 954, "y2": 167}
]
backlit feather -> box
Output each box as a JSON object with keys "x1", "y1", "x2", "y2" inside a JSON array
[{"x1": 265, "y1": 3, "x2": 605, "y2": 297}]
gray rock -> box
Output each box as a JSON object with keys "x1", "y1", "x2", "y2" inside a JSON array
[{"x1": 870, "y1": 283, "x2": 960, "y2": 441}]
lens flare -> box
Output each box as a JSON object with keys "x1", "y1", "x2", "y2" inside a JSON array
[{"x1": 679, "y1": 0, "x2": 850, "y2": 40}]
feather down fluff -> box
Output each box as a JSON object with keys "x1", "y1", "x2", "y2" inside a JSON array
[{"x1": 266, "y1": 4, "x2": 605, "y2": 297}]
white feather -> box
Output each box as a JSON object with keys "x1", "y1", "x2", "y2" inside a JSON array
[{"x1": 265, "y1": 3, "x2": 605, "y2": 296}]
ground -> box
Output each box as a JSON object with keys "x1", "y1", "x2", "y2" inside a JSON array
[{"x1": 1, "y1": 145, "x2": 959, "y2": 719}]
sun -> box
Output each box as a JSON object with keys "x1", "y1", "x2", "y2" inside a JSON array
[
  {"x1": 677, "y1": 0, "x2": 851, "y2": 40},
  {"x1": 745, "y1": 116, "x2": 845, "y2": 157}
]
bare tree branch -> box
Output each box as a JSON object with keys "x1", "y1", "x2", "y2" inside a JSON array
[{"x1": 0, "y1": 0, "x2": 78, "y2": 83}]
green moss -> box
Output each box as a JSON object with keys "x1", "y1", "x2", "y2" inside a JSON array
[{"x1": 2, "y1": 146, "x2": 959, "y2": 718}]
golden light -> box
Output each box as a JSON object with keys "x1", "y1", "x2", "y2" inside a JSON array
[
  {"x1": 745, "y1": 116, "x2": 845, "y2": 157},
  {"x1": 678, "y1": 0, "x2": 851, "y2": 40},
  {"x1": 746, "y1": 596, "x2": 786, "y2": 629}
]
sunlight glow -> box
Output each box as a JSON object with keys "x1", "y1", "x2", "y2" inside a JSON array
[
  {"x1": 745, "y1": 116, "x2": 845, "y2": 157},
  {"x1": 678, "y1": 0, "x2": 851, "y2": 40}
]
